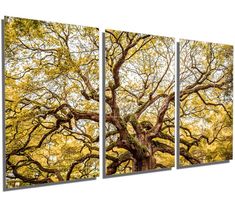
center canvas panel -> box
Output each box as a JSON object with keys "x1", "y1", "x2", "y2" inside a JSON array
[
  {"x1": 4, "y1": 16, "x2": 99, "y2": 189},
  {"x1": 105, "y1": 29, "x2": 175, "y2": 176}
]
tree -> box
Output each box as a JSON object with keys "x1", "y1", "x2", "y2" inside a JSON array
[
  {"x1": 105, "y1": 30, "x2": 176, "y2": 175},
  {"x1": 179, "y1": 40, "x2": 233, "y2": 166},
  {"x1": 5, "y1": 17, "x2": 232, "y2": 186},
  {"x1": 4, "y1": 17, "x2": 99, "y2": 188}
]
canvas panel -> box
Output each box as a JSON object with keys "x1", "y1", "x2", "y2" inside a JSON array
[
  {"x1": 105, "y1": 29, "x2": 175, "y2": 176},
  {"x1": 179, "y1": 39, "x2": 233, "y2": 167},
  {"x1": 4, "y1": 16, "x2": 99, "y2": 189}
]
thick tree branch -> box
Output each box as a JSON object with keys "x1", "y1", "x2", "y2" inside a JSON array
[
  {"x1": 106, "y1": 152, "x2": 133, "y2": 175},
  {"x1": 66, "y1": 154, "x2": 99, "y2": 180}
]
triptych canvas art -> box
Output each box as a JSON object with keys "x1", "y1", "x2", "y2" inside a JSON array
[{"x1": 2, "y1": 16, "x2": 233, "y2": 190}]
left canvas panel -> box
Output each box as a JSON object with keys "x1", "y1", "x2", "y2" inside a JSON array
[{"x1": 4, "y1": 16, "x2": 99, "y2": 189}]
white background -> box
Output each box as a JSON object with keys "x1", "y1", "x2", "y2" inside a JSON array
[{"x1": 0, "y1": 0, "x2": 235, "y2": 201}]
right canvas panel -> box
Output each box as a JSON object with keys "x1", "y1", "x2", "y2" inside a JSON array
[{"x1": 179, "y1": 39, "x2": 233, "y2": 167}]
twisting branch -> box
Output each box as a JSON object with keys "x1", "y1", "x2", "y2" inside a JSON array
[{"x1": 66, "y1": 154, "x2": 99, "y2": 180}]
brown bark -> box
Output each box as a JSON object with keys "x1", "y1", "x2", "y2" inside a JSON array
[
  {"x1": 133, "y1": 156, "x2": 156, "y2": 172},
  {"x1": 131, "y1": 133, "x2": 156, "y2": 172}
]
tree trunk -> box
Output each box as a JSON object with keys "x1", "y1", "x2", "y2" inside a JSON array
[
  {"x1": 132, "y1": 133, "x2": 157, "y2": 172},
  {"x1": 133, "y1": 156, "x2": 156, "y2": 172}
]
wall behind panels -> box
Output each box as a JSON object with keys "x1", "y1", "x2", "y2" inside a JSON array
[{"x1": 0, "y1": 0, "x2": 235, "y2": 201}]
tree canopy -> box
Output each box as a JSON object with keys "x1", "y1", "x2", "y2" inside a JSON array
[
  {"x1": 5, "y1": 17, "x2": 99, "y2": 188},
  {"x1": 179, "y1": 40, "x2": 233, "y2": 166}
]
